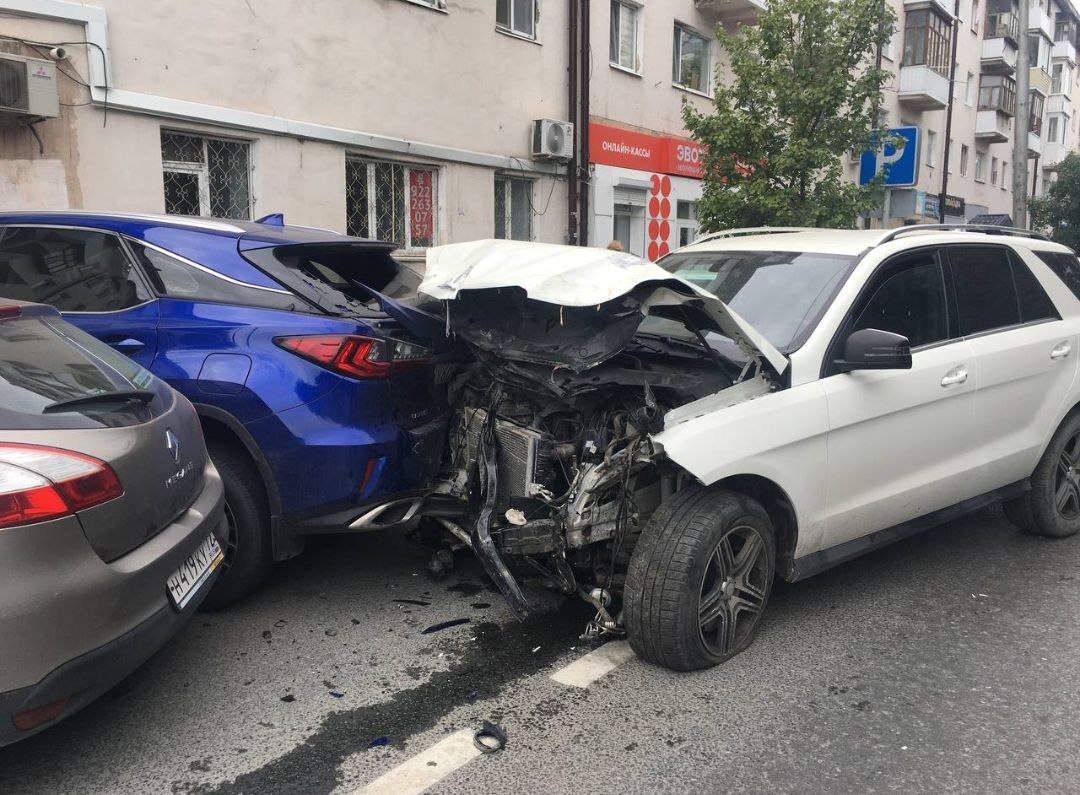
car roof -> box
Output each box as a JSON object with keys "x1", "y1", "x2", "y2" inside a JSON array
[{"x1": 672, "y1": 226, "x2": 1074, "y2": 258}]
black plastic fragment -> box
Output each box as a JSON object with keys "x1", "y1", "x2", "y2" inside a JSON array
[
  {"x1": 473, "y1": 720, "x2": 507, "y2": 753},
  {"x1": 393, "y1": 599, "x2": 433, "y2": 606},
  {"x1": 420, "y1": 617, "x2": 471, "y2": 635},
  {"x1": 368, "y1": 736, "x2": 388, "y2": 748}
]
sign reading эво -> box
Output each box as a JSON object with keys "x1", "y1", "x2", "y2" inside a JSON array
[{"x1": 589, "y1": 122, "x2": 705, "y2": 179}]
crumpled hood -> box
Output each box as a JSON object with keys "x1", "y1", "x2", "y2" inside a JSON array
[{"x1": 421, "y1": 239, "x2": 788, "y2": 374}]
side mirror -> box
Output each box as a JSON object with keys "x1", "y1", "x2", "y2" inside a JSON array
[{"x1": 834, "y1": 328, "x2": 912, "y2": 373}]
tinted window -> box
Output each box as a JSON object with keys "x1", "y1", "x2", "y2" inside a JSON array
[
  {"x1": 1036, "y1": 250, "x2": 1080, "y2": 302},
  {"x1": 852, "y1": 255, "x2": 948, "y2": 348},
  {"x1": 656, "y1": 250, "x2": 855, "y2": 350},
  {"x1": 0, "y1": 313, "x2": 167, "y2": 430},
  {"x1": 0, "y1": 226, "x2": 150, "y2": 312},
  {"x1": 1010, "y1": 253, "x2": 1058, "y2": 322},
  {"x1": 129, "y1": 241, "x2": 301, "y2": 311},
  {"x1": 947, "y1": 246, "x2": 1021, "y2": 335}
]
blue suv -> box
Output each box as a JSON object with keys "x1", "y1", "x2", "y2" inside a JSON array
[{"x1": 0, "y1": 212, "x2": 447, "y2": 607}]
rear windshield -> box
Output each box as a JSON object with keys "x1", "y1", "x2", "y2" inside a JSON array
[
  {"x1": 655, "y1": 250, "x2": 856, "y2": 351},
  {"x1": 0, "y1": 314, "x2": 169, "y2": 430},
  {"x1": 241, "y1": 243, "x2": 420, "y2": 315}
]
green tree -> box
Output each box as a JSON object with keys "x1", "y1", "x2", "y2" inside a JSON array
[
  {"x1": 1030, "y1": 153, "x2": 1080, "y2": 251},
  {"x1": 684, "y1": 0, "x2": 896, "y2": 230}
]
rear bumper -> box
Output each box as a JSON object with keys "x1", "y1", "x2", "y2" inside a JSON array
[{"x1": 0, "y1": 462, "x2": 226, "y2": 747}]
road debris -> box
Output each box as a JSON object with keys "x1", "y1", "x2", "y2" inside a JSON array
[
  {"x1": 280, "y1": 694, "x2": 295, "y2": 703},
  {"x1": 393, "y1": 599, "x2": 433, "y2": 606},
  {"x1": 473, "y1": 720, "x2": 507, "y2": 753},
  {"x1": 421, "y1": 618, "x2": 471, "y2": 635},
  {"x1": 329, "y1": 689, "x2": 344, "y2": 699},
  {"x1": 368, "y1": 736, "x2": 389, "y2": 748}
]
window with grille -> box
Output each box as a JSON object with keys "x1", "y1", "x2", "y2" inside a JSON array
[
  {"x1": 610, "y1": 1, "x2": 642, "y2": 72},
  {"x1": 161, "y1": 131, "x2": 252, "y2": 220},
  {"x1": 494, "y1": 175, "x2": 533, "y2": 241},
  {"x1": 978, "y1": 74, "x2": 1016, "y2": 113},
  {"x1": 496, "y1": 0, "x2": 536, "y2": 39},
  {"x1": 673, "y1": 24, "x2": 709, "y2": 93},
  {"x1": 345, "y1": 158, "x2": 438, "y2": 250}
]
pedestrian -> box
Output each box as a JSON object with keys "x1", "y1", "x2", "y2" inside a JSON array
[{"x1": 606, "y1": 240, "x2": 624, "y2": 252}]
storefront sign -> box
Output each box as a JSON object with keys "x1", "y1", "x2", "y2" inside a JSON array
[
  {"x1": 923, "y1": 193, "x2": 940, "y2": 219},
  {"x1": 409, "y1": 169, "x2": 434, "y2": 245},
  {"x1": 943, "y1": 194, "x2": 965, "y2": 216},
  {"x1": 590, "y1": 122, "x2": 705, "y2": 179}
]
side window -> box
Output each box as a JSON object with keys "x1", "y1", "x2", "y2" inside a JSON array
[
  {"x1": 1010, "y1": 252, "x2": 1059, "y2": 322},
  {"x1": 128, "y1": 241, "x2": 300, "y2": 311},
  {"x1": 851, "y1": 253, "x2": 949, "y2": 348},
  {"x1": 0, "y1": 226, "x2": 150, "y2": 312},
  {"x1": 947, "y1": 246, "x2": 1020, "y2": 335},
  {"x1": 1036, "y1": 250, "x2": 1080, "y2": 302}
]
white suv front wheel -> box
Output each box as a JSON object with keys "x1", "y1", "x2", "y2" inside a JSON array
[{"x1": 624, "y1": 486, "x2": 775, "y2": 671}]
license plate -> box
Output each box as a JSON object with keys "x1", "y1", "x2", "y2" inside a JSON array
[{"x1": 167, "y1": 533, "x2": 224, "y2": 610}]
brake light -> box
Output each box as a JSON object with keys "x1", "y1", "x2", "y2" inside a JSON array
[
  {"x1": 0, "y1": 445, "x2": 123, "y2": 529},
  {"x1": 0, "y1": 305, "x2": 21, "y2": 320},
  {"x1": 12, "y1": 697, "x2": 69, "y2": 731},
  {"x1": 275, "y1": 335, "x2": 432, "y2": 379}
]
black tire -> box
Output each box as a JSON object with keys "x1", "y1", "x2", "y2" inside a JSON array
[
  {"x1": 1003, "y1": 412, "x2": 1080, "y2": 539},
  {"x1": 623, "y1": 486, "x2": 775, "y2": 671},
  {"x1": 199, "y1": 442, "x2": 275, "y2": 610}
]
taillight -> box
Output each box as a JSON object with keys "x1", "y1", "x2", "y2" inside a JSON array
[
  {"x1": 275, "y1": 334, "x2": 432, "y2": 379},
  {"x1": 0, "y1": 444, "x2": 123, "y2": 529},
  {"x1": 0, "y1": 305, "x2": 21, "y2": 320}
]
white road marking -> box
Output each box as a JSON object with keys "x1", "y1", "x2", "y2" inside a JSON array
[
  {"x1": 549, "y1": 640, "x2": 636, "y2": 688},
  {"x1": 355, "y1": 729, "x2": 483, "y2": 795}
]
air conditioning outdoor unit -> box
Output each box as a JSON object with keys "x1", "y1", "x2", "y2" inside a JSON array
[
  {"x1": 531, "y1": 118, "x2": 574, "y2": 161},
  {"x1": 0, "y1": 53, "x2": 60, "y2": 120}
]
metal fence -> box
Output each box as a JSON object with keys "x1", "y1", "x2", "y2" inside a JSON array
[{"x1": 161, "y1": 131, "x2": 251, "y2": 219}]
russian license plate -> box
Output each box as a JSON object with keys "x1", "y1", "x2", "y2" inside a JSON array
[{"x1": 167, "y1": 533, "x2": 224, "y2": 610}]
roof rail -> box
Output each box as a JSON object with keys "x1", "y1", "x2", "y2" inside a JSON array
[
  {"x1": 691, "y1": 227, "x2": 808, "y2": 246},
  {"x1": 875, "y1": 224, "x2": 1050, "y2": 246}
]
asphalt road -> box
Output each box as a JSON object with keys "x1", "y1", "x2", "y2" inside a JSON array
[{"x1": 3, "y1": 505, "x2": 1080, "y2": 795}]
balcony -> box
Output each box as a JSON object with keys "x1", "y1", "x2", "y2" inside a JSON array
[
  {"x1": 982, "y1": 36, "x2": 1019, "y2": 74},
  {"x1": 1048, "y1": 93, "x2": 1072, "y2": 114},
  {"x1": 1043, "y1": 139, "x2": 1066, "y2": 167},
  {"x1": 905, "y1": 0, "x2": 954, "y2": 18},
  {"x1": 1028, "y1": 130, "x2": 1042, "y2": 158},
  {"x1": 898, "y1": 65, "x2": 951, "y2": 110},
  {"x1": 1029, "y1": 6, "x2": 1052, "y2": 37},
  {"x1": 1053, "y1": 38, "x2": 1078, "y2": 64},
  {"x1": 694, "y1": 0, "x2": 766, "y2": 22},
  {"x1": 1030, "y1": 67, "x2": 1053, "y2": 97},
  {"x1": 976, "y1": 109, "x2": 1012, "y2": 143}
]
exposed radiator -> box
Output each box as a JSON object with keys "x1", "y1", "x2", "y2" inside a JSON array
[{"x1": 455, "y1": 407, "x2": 541, "y2": 504}]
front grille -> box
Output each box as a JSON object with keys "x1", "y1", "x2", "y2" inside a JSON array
[{"x1": 455, "y1": 408, "x2": 541, "y2": 504}]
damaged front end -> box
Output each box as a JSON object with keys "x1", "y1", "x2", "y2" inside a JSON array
[{"x1": 418, "y1": 240, "x2": 784, "y2": 634}]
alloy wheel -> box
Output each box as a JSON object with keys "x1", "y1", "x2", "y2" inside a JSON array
[
  {"x1": 697, "y1": 525, "x2": 769, "y2": 657},
  {"x1": 221, "y1": 501, "x2": 240, "y2": 569},
  {"x1": 1054, "y1": 432, "x2": 1080, "y2": 521}
]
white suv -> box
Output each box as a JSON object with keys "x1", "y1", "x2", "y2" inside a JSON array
[{"x1": 419, "y1": 228, "x2": 1080, "y2": 671}]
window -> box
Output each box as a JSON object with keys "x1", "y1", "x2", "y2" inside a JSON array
[
  {"x1": 960, "y1": 144, "x2": 969, "y2": 175},
  {"x1": 161, "y1": 131, "x2": 252, "y2": 220},
  {"x1": 1049, "y1": 115, "x2": 1060, "y2": 142},
  {"x1": 496, "y1": 0, "x2": 536, "y2": 38},
  {"x1": 0, "y1": 226, "x2": 150, "y2": 312},
  {"x1": 673, "y1": 24, "x2": 709, "y2": 93},
  {"x1": 948, "y1": 247, "x2": 1019, "y2": 334},
  {"x1": 971, "y1": 0, "x2": 980, "y2": 33},
  {"x1": 610, "y1": 1, "x2": 641, "y2": 72},
  {"x1": 494, "y1": 175, "x2": 533, "y2": 241},
  {"x1": 1052, "y1": 63, "x2": 1063, "y2": 95},
  {"x1": 991, "y1": 156, "x2": 999, "y2": 185},
  {"x1": 903, "y1": 8, "x2": 952, "y2": 76},
  {"x1": 1028, "y1": 33, "x2": 1051, "y2": 71},
  {"x1": 612, "y1": 194, "x2": 645, "y2": 257},
  {"x1": 926, "y1": 129, "x2": 937, "y2": 168},
  {"x1": 978, "y1": 74, "x2": 1016, "y2": 112},
  {"x1": 345, "y1": 158, "x2": 437, "y2": 250},
  {"x1": 883, "y1": 23, "x2": 898, "y2": 61},
  {"x1": 1010, "y1": 253, "x2": 1058, "y2": 321},
  {"x1": 129, "y1": 241, "x2": 297, "y2": 310},
  {"x1": 985, "y1": 0, "x2": 1018, "y2": 39},
  {"x1": 1055, "y1": 13, "x2": 1075, "y2": 43},
  {"x1": 975, "y1": 150, "x2": 986, "y2": 181},
  {"x1": 1037, "y1": 251, "x2": 1080, "y2": 301},
  {"x1": 1001, "y1": 160, "x2": 1008, "y2": 189},
  {"x1": 675, "y1": 200, "x2": 699, "y2": 247},
  {"x1": 965, "y1": 71, "x2": 975, "y2": 106},
  {"x1": 852, "y1": 255, "x2": 948, "y2": 349},
  {"x1": 1030, "y1": 91, "x2": 1045, "y2": 137}
]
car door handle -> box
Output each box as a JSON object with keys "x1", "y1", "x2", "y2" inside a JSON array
[
  {"x1": 1051, "y1": 341, "x2": 1072, "y2": 360},
  {"x1": 108, "y1": 338, "x2": 145, "y2": 354},
  {"x1": 940, "y1": 367, "x2": 968, "y2": 387}
]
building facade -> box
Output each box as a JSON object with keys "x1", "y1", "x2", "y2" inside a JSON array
[{"x1": 0, "y1": 0, "x2": 1075, "y2": 261}]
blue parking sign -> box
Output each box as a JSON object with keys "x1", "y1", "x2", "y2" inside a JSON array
[{"x1": 858, "y1": 126, "x2": 920, "y2": 188}]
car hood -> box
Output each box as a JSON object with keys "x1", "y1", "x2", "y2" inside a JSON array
[{"x1": 420, "y1": 239, "x2": 788, "y2": 374}]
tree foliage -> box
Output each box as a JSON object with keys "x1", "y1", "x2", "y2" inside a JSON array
[
  {"x1": 1030, "y1": 153, "x2": 1080, "y2": 251},
  {"x1": 684, "y1": 0, "x2": 896, "y2": 231}
]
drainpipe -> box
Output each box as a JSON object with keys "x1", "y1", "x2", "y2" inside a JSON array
[
  {"x1": 938, "y1": 0, "x2": 961, "y2": 223},
  {"x1": 567, "y1": 0, "x2": 579, "y2": 245},
  {"x1": 1013, "y1": 0, "x2": 1031, "y2": 228},
  {"x1": 1032, "y1": 152, "x2": 1040, "y2": 196},
  {"x1": 578, "y1": 0, "x2": 590, "y2": 246}
]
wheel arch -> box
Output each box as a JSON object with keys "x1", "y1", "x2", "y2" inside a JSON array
[{"x1": 711, "y1": 473, "x2": 799, "y2": 581}]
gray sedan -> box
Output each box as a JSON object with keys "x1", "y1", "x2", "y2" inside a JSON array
[{"x1": 0, "y1": 302, "x2": 226, "y2": 745}]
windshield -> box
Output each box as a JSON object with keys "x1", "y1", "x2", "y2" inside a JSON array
[{"x1": 654, "y1": 249, "x2": 856, "y2": 351}]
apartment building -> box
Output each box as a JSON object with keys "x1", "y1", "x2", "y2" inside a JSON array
[{"x1": 0, "y1": 0, "x2": 1074, "y2": 260}]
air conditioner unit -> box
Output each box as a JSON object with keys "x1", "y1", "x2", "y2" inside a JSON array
[
  {"x1": 0, "y1": 53, "x2": 60, "y2": 120},
  {"x1": 531, "y1": 119, "x2": 574, "y2": 161}
]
